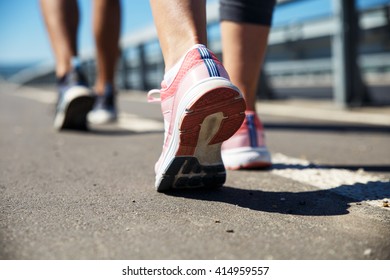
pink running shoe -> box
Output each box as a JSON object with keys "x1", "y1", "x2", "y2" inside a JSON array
[
  {"x1": 222, "y1": 111, "x2": 272, "y2": 170},
  {"x1": 148, "y1": 45, "x2": 246, "y2": 191}
]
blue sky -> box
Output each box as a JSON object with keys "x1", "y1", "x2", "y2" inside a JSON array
[
  {"x1": 0, "y1": 0, "x2": 155, "y2": 65},
  {"x1": 1, "y1": 0, "x2": 388, "y2": 66}
]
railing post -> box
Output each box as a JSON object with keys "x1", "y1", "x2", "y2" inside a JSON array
[
  {"x1": 332, "y1": 0, "x2": 370, "y2": 107},
  {"x1": 257, "y1": 69, "x2": 275, "y2": 100},
  {"x1": 138, "y1": 44, "x2": 148, "y2": 90},
  {"x1": 120, "y1": 49, "x2": 129, "y2": 90}
]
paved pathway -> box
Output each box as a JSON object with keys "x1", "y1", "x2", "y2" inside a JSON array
[{"x1": 1, "y1": 82, "x2": 389, "y2": 259}]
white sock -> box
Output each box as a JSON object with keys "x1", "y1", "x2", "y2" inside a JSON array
[{"x1": 163, "y1": 44, "x2": 207, "y2": 86}]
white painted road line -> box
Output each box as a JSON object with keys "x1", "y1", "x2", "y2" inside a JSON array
[
  {"x1": 117, "y1": 112, "x2": 163, "y2": 132},
  {"x1": 256, "y1": 103, "x2": 390, "y2": 126},
  {"x1": 13, "y1": 85, "x2": 56, "y2": 104},
  {"x1": 8, "y1": 83, "x2": 390, "y2": 126},
  {"x1": 271, "y1": 153, "x2": 390, "y2": 209},
  {"x1": 10, "y1": 86, "x2": 164, "y2": 133}
]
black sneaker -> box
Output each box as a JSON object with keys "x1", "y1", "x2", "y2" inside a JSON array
[
  {"x1": 87, "y1": 84, "x2": 117, "y2": 124},
  {"x1": 53, "y1": 67, "x2": 94, "y2": 130}
]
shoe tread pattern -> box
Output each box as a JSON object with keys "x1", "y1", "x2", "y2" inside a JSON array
[
  {"x1": 157, "y1": 157, "x2": 225, "y2": 192},
  {"x1": 61, "y1": 96, "x2": 94, "y2": 130}
]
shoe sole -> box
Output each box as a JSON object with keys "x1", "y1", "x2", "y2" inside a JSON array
[
  {"x1": 156, "y1": 78, "x2": 246, "y2": 192},
  {"x1": 233, "y1": 162, "x2": 272, "y2": 170},
  {"x1": 54, "y1": 86, "x2": 94, "y2": 131},
  {"x1": 222, "y1": 147, "x2": 272, "y2": 170},
  {"x1": 87, "y1": 110, "x2": 117, "y2": 125}
]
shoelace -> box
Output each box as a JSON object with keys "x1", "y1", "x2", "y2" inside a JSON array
[
  {"x1": 147, "y1": 89, "x2": 161, "y2": 103},
  {"x1": 147, "y1": 88, "x2": 171, "y2": 146}
]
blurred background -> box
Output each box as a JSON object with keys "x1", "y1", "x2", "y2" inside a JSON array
[{"x1": 1, "y1": 0, "x2": 389, "y2": 108}]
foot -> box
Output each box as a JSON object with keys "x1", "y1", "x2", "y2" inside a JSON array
[
  {"x1": 222, "y1": 111, "x2": 272, "y2": 170},
  {"x1": 148, "y1": 44, "x2": 246, "y2": 192},
  {"x1": 54, "y1": 68, "x2": 94, "y2": 131},
  {"x1": 87, "y1": 84, "x2": 117, "y2": 125}
]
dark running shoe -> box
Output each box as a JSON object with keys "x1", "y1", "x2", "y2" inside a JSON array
[
  {"x1": 87, "y1": 84, "x2": 117, "y2": 125},
  {"x1": 54, "y1": 67, "x2": 94, "y2": 131}
]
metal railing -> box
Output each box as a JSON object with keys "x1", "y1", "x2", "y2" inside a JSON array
[{"x1": 9, "y1": 0, "x2": 390, "y2": 107}]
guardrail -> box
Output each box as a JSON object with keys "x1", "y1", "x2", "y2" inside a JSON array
[{"x1": 9, "y1": 0, "x2": 390, "y2": 107}]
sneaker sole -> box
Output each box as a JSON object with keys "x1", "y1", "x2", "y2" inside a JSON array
[
  {"x1": 87, "y1": 110, "x2": 117, "y2": 125},
  {"x1": 156, "y1": 78, "x2": 246, "y2": 192},
  {"x1": 54, "y1": 86, "x2": 94, "y2": 131},
  {"x1": 222, "y1": 147, "x2": 272, "y2": 170}
]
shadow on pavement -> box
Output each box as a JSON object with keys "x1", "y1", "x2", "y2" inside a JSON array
[
  {"x1": 58, "y1": 128, "x2": 163, "y2": 137},
  {"x1": 264, "y1": 123, "x2": 390, "y2": 134},
  {"x1": 89, "y1": 128, "x2": 162, "y2": 137},
  {"x1": 165, "y1": 181, "x2": 390, "y2": 216},
  {"x1": 271, "y1": 163, "x2": 390, "y2": 173}
]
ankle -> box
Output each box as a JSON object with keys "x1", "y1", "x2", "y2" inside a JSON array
[
  {"x1": 56, "y1": 66, "x2": 71, "y2": 80},
  {"x1": 94, "y1": 82, "x2": 114, "y2": 96},
  {"x1": 163, "y1": 44, "x2": 208, "y2": 85}
]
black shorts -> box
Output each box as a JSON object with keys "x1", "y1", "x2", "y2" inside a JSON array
[{"x1": 220, "y1": 0, "x2": 276, "y2": 26}]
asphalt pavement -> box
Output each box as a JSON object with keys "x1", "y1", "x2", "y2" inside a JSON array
[{"x1": 1, "y1": 82, "x2": 389, "y2": 260}]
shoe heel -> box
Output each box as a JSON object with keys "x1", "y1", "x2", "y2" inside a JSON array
[
  {"x1": 177, "y1": 86, "x2": 245, "y2": 156},
  {"x1": 157, "y1": 157, "x2": 225, "y2": 192}
]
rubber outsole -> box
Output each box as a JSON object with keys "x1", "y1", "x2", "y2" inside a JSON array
[
  {"x1": 177, "y1": 87, "x2": 246, "y2": 156},
  {"x1": 156, "y1": 85, "x2": 246, "y2": 192},
  {"x1": 226, "y1": 161, "x2": 272, "y2": 171},
  {"x1": 60, "y1": 95, "x2": 94, "y2": 130},
  {"x1": 87, "y1": 110, "x2": 117, "y2": 125},
  {"x1": 157, "y1": 157, "x2": 225, "y2": 192},
  {"x1": 222, "y1": 147, "x2": 272, "y2": 170}
]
